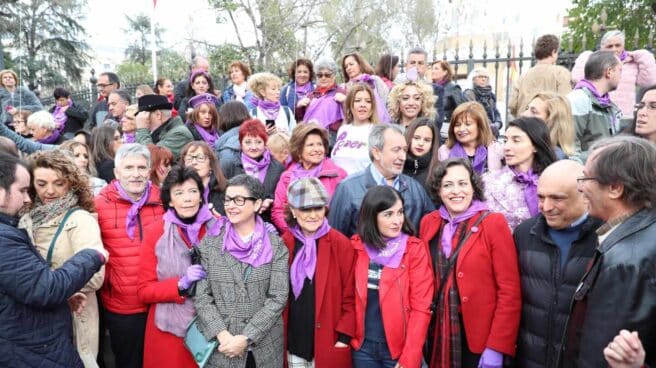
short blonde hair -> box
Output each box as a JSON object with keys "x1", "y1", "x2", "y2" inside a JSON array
[
  {"x1": 248, "y1": 72, "x2": 283, "y2": 100},
  {"x1": 387, "y1": 81, "x2": 436, "y2": 122},
  {"x1": 267, "y1": 132, "x2": 290, "y2": 153},
  {"x1": 0, "y1": 69, "x2": 18, "y2": 87},
  {"x1": 27, "y1": 111, "x2": 56, "y2": 131}
]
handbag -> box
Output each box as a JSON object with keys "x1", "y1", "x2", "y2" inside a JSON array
[
  {"x1": 184, "y1": 316, "x2": 218, "y2": 368},
  {"x1": 46, "y1": 207, "x2": 81, "y2": 266}
]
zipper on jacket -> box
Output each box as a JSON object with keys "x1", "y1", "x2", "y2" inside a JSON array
[
  {"x1": 137, "y1": 213, "x2": 143, "y2": 241},
  {"x1": 397, "y1": 275, "x2": 407, "y2": 339}
]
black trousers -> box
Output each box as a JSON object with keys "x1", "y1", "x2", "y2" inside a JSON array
[{"x1": 104, "y1": 309, "x2": 147, "y2": 368}]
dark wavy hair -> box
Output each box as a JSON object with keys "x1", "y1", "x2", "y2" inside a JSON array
[
  {"x1": 506, "y1": 117, "x2": 557, "y2": 174},
  {"x1": 356, "y1": 186, "x2": 414, "y2": 250},
  {"x1": 428, "y1": 158, "x2": 485, "y2": 206},
  {"x1": 160, "y1": 165, "x2": 205, "y2": 211},
  {"x1": 626, "y1": 84, "x2": 656, "y2": 139}
]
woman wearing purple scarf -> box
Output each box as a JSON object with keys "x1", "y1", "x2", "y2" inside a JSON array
[
  {"x1": 138, "y1": 166, "x2": 218, "y2": 368},
  {"x1": 438, "y1": 102, "x2": 504, "y2": 175},
  {"x1": 193, "y1": 174, "x2": 289, "y2": 368},
  {"x1": 351, "y1": 186, "x2": 433, "y2": 368},
  {"x1": 26, "y1": 110, "x2": 66, "y2": 145},
  {"x1": 222, "y1": 119, "x2": 284, "y2": 223},
  {"x1": 341, "y1": 52, "x2": 391, "y2": 123},
  {"x1": 280, "y1": 177, "x2": 355, "y2": 367},
  {"x1": 248, "y1": 72, "x2": 297, "y2": 136},
  {"x1": 280, "y1": 58, "x2": 316, "y2": 120},
  {"x1": 419, "y1": 158, "x2": 520, "y2": 368},
  {"x1": 483, "y1": 117, "x2": 557, "y2": 230},
  {"x1": 178, "y1": 69, "x2": 222, "y2": 122},
  {"x1": 185, "y1": 93, "x2": 221, "y2": 146},
  {"x1": 180, "y1": 141, "x2": 228, "y2": 216}
]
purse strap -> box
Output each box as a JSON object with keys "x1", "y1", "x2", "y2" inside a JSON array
[
  {"x1": 431, "y1": 211, "x2": 490, "y2": 311},
  {"x1": 46, "y1": 207, "x2": 81, "y2": 265}
]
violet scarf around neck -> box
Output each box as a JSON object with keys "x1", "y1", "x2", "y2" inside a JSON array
[
  {"x1": 303, "y1": 93, "x2": 344, "y2": 129},
  {"x1": 290, "y1": 159, "x2": 324, "y2": 181},
  {"x1": 221, "y1": 215, "x2": 273, "y2": 267},
  {"x1": 289, "y1": 220, "x2": 331, "y2": 299},
  {"x1": 449, "y1": 143, "x2": 488, "y2": 174},
  {"x1": 294, "y1": 82, "x2": 313, "y2": 100},
  {"x1": 122, "y1": 132, "x2": 136, "y2": 143},
  {"x1": 241, "y1": 150, "x2": 271, "y2": 184},
  {"x1": 163, "y1": 204, "x2": 213, "y2": 245},
  {"x1": 251, "y1": 96, "x2": 281, "y2": 120},
  {"x1": 511, "y1": 167, "x2": 539, "y2": 216},
  {"x1": 154, "y1": 221, "x2": 196, "y2": 337},
  {"x1": 574, "y1": 79, "x2": 612, "y2": 107},
  {"x1": 438, "y1": 200, "x2": 488, "y2": 257},
  {"x1": 114, "y1": 180, "x2": 152, "y2": 240},
  {"x1": 192, "y1": 122, "x2": 219, "y2": 147},
  {"x1": 52, "y1": 101, "x2": 70, "y2": 131},
  {"x1": 365, "y1": 233, "x2": 409, "y2": 268},
  {"x1": 38, "y1": 129, "x2": 62, "y2": 144}
]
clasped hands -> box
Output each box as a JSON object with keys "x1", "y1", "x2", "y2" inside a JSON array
[{"x1": 217, "y1": 330, "x2": 249, "y2": 359}]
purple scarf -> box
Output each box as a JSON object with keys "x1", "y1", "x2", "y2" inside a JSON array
[
  {"x1": 221, "y1": 216, "x2": 273, "y2": 267},
  {"x1": 365, "y1": 233, "x2": 409, "y2": 268},
  {"x1": 163, "y1": 204, "x2": 213, "y2": 245},
  {"x1": 241, "y1": 150, "x2": 271, "y2": 183},
  {"x1": 123, "y1": 132, "x2": 136, "y2": 143},
  {"x1": 193, "y1": 123, "x2": 219, "y2": 147},
  {"x1": 37, "y1": 129, "x2": 62, "y2": 144},
  {"x1": 290, "y1": 160, "x2": 324, "y2": 181},
  {"x1": 114, "y1": 180, "x2": 152, "y2": 240},
  {"x1": 436, "y1": 79, "x2": 448, "y2": 87},
  {"x1": 353, "y1": 74, "x2": 391, "y2": 123},
  {"x1": 511, "y1": 167, "x2": 539, "y2": 216},
  {"x1": 448, "y1": 143, "x2": 488, "y2": 174},
  {"x1": 251, "y1": 96, "x2": 281, "y2": 120},
  {"x1": 52, "y1": 102, "x2": 70, "y2": 131},
  {"x1": 303, "y1": 92, "x2": 344, "y2": 129},
  {"x1": 619, "y1": 50, "x2": 629, "y2": 62},
  {"x1": 289, "y1": 220, "x2": 331, "y2": 299},
  {"x1": 294, "y1": 82, "x2": 313, "y2": 100},
  {"x1": 574, "y1": 79, "x2": 612, "y2": 107},
  {"x1": 438, "y1": 200, "x2": 488, "y2": 257}
]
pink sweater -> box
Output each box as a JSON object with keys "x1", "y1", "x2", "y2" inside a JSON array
[{"x1": 572, "y1": 50, "x2": 656, "y2": 118}]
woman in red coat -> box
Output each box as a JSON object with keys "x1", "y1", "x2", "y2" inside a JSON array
[
  {"x1": 138, "y1": 166, "x2": 219, "y2": 368},
  {"x1": 281, "y1": 177, "x2": 356, "y2": 367},
  {"x1": 351, "y1": 186, "x2": 434, "y2": 368},
  {"x1": 419, "y1": 158, "x2": 521, "y2": 368}
]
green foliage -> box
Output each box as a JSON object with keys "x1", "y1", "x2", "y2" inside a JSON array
[
  {"x1": 124, "y1": 13, "x2": 164, "y2": 65},
  {"x1": 157, "y1": 49, "x2": 189, "y2": 81},
  {"x1": 116, "y1": 61, "x2": 150, "y2": 85},
  {"x1": 564, "y1": 0, "x2": 656, "y2": 52},
  {"x1": 2, "y1": 0, "x2": 90, "y2": 90}
]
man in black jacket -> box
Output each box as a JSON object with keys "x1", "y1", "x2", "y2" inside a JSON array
[
  {"x1": 565, "y1": 135, "x2": 656, "y2": 367},
  {"x1": 0, "y1": 152, "x2": 107, "y2": 367},
  {"x1": 514, "y1": 160, "x2": 601, "y2": 368}
]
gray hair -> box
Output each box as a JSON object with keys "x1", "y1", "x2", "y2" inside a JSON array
[
  {"x1": 26, "y1": 111, "x2": 56, "y2": 131},
  {"x1": 589, "y1": 135, "x2": 656, "y2": 209},
  {"x1": 226, "y1": 173, "x2": 265, "y2": 200},
  {"x1": 368, "y1": 124, "x2": 404, "y2": 161},
  {"x1": 192, "y1": 56, "x2": 209, "y2": 69},
  {"x1": 407, "y1": 47, "x2": 428, "y2": 61},
  {"x1": 159, "y1": 109, "x2": 172, "y2": 120},
  {"x1": 109, "y1": 89, "x2": 132, "y2": 104},
  {"x1": 114, "y1": 143, "x2": 151, "y2": 168},
  {"x1": 584, "y1": 50, "x2": 619, "y2": 80},
  {"x1": 601, "y1": 30, "x2": 625, "y2": 46},
  {"x1": 313, "y1": 57, "x2": 338, "y2": 75}
]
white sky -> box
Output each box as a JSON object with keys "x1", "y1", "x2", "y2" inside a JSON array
[{"x1": 82, "y1": 0, "x2": 573, "y2": 72}]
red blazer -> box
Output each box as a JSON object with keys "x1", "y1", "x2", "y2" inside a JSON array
[
  {"x1": 95, "y1": 181, "x2": 164, "y2": 314},
  {"x1": 351, "y1": 235, "x2": 434, "y2": 368},
  {"x1": 282, "y1": 228, "x2": 356, "y2": 368},
  {"x1": 418, "y1": 210, "x2": 521, "y2": 356}
]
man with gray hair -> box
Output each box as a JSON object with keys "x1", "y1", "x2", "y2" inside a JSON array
[
  {"x1": 328, "y1": 124, "x2": 434, "y2": 237},
  {"x1": 404, "y1": 47, "x2": 446, "y2": 130},
  {"x1": 135, "y1": 94, "x2": 193, "y2": 159},
  {"x1": 174, "y1": 56, "x2": 210, "y2": 110},
  {"x1": 572, "y1": 30, "x2": 656, "y2": 125},
  {"x1": 567, "y1": 50, "x2": 623, "y2": 161},
  {"x1": 563, "y1": 135, "x2": 656, "y2": 367},
  {"x1": 94, "y1": 143, "x2": 165, "y2": 368}
]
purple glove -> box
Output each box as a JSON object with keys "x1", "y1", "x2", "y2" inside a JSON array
[
  {"x1": 478, "y1": 348, "x2": 503, "y2": 368},
  {"x1": 178, "y1": 264, "x2": 207, "y2": 290}
]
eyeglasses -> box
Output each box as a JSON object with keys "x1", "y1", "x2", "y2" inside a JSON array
[
  {"x1": 317, "y1": 72, "x2": 333, "y2": 78},
  {"x1": 184, "y1": 154, "x2": 207, "y2": 163},
  {"x1": 634, "y1": 102, "x2": 656, "y2": 111},
  {"x1": 224, "y1": 195, "x2": 256, "y2": 206},
  {"x1": 576, "y1": 176, "x2": 599, "y2": 184}
]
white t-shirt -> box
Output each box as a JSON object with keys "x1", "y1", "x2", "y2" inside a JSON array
[
  {"x1": 252, "y1": 106, "x2": 297, "y2": 135},
  {"x1": 331, "y1": 123, "x2": 374, "y2": 175}
]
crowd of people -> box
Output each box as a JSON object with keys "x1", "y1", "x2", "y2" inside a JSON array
[{"x1": 0, "y1": 30, "x2": 655, "y2": 368}]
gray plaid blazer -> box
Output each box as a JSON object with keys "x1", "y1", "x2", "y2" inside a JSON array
[{"x1": 193, "y1": 227, "x2": 289, "y2": 368}]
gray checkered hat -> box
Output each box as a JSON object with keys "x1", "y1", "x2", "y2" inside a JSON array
[{"x1": 287, "y1": 177, "x2": 329, "y2": 209}]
